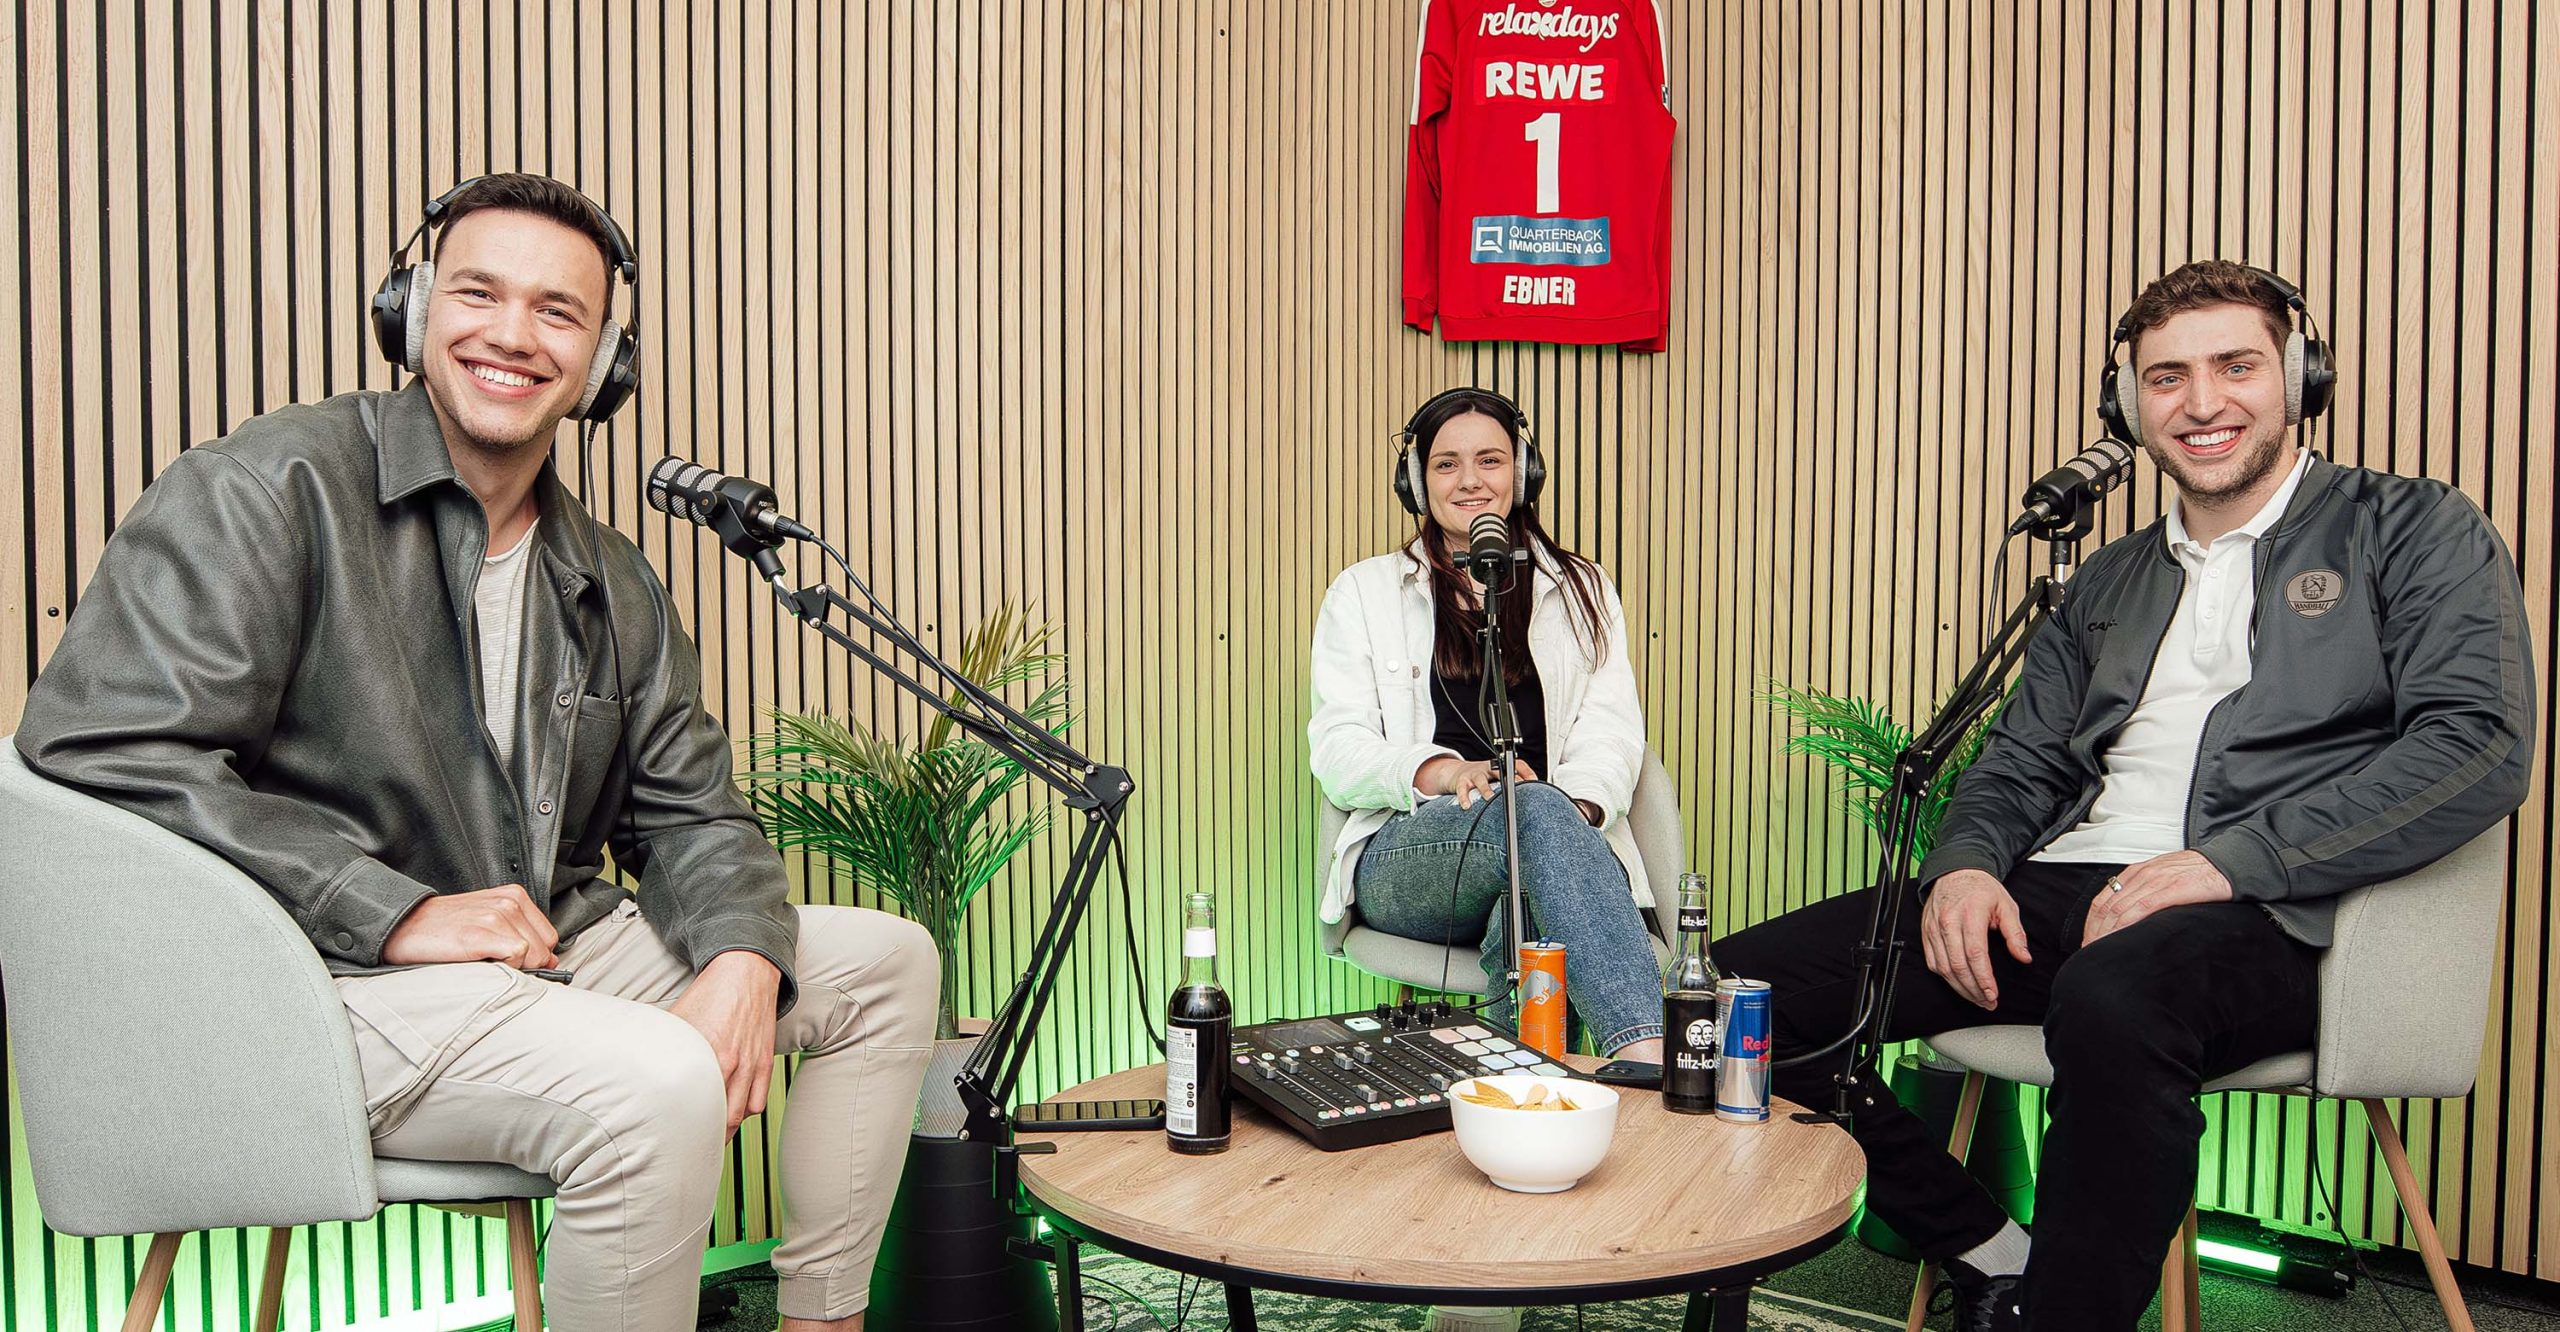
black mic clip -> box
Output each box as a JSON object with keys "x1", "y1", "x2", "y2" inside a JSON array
[
  {"x1": 1463, "y1": 545, "x2": 1529, "y2": 585},
  {"x1": 2006, "y1": 498, "x2": 2099, "y2": 543},
  {"x1": 700, "y1": 477, "x2": 793, "y2": 587}
]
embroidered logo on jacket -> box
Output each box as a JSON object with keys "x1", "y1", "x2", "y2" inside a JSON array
[{"x1": 2286, "y1": 569, "x2": 2345, "y2": 618}]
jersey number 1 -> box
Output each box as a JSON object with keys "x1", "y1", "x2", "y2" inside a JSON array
[{"x1": 1524, "y1": 112, "x2": 1561, "y2": 214}]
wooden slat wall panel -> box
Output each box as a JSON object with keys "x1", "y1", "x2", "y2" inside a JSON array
[{"x1": 1, "y1": 2, "x2": 2553, "y2": 1326}]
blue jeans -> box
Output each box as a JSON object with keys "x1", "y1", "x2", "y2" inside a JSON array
[{"x1": 1352, "y1": 781, "x2": 1662, "y2": 1054}]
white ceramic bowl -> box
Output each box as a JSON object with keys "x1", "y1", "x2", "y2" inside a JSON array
[{"x1": 1446, "y1": 1075, "x2": 1622, "y2": 1193}]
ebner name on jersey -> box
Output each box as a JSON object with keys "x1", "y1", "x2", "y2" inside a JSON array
[{"x1": 1477, "y1": 3, "x2": 1622, "y2": 53}]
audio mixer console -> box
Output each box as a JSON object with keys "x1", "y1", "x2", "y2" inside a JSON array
[{"x1": 1229, "y1": 1003, "x2": 1575, "y2": 1151}]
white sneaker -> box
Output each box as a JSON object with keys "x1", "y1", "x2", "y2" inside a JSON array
[{"x1": 1425, "y1": 1307, "x2": 1522, "y2": 1332}]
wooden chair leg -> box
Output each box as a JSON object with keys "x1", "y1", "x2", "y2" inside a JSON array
[
  {"x1": 2183, "y1": 1203, "x2": 2204, "y2": 1330},
  {"x1": 2156, "y1": 1203, "x2": 2201, "y2": 1332},
  {"x1": 505, "y1": 1198, "x2": 544, "y2": 1330},
  {"x1": 2361, "y1": 1098, "x2": 2477, "y2": 1332},
  {"x1": 119, "y1": 1232, "x2": 184, "y2": 1332},
  {"x1": 1903, "y1": 1070, "x2": 1988, "y2": 1331},
  {"x1": 1904, "y1": 1264, "x2": 1938, "y2": 1332},
  {"x1": 1945, "y1": 1071, "x2": 1988, "y2": 1160},
  {"x1": 253, "y1": 1226, "x2": 294, "y2": 1331}
]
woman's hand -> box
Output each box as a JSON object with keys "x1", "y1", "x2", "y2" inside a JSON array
[{"x1": 1416, "y1": 756, "x2": 1539, "y2": 808}]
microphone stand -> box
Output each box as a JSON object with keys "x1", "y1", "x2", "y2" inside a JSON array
[
  {"x1": 1469, "y1": 549, "x2": 1541, "y2": 1048},
  {"x1": 1775, "y1": 505, "x2": 2091, "y2": 1127},
  {"x1": 766, "y1": 566, "x2": 1132, "y2": 1202}
]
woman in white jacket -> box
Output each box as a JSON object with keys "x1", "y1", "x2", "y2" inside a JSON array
[{"x1": 1308, "y1": 387, "x2": 1663, "y2": 1064}]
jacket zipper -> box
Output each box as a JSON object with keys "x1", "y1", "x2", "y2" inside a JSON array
[
  {"x1": 2181, "y1": 534, "x2": 2277, "y2": 843},
  {"x1": 2036, "y1": 555, "x2": 2184, "y2": 849}
]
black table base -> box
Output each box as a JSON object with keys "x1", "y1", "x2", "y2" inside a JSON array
[{"x1": 1024, "y1": 1202, "x2": 1843, "y2": 1332}]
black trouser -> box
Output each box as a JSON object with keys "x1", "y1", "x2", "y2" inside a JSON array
[{"x1": 1710, "y1": 859, "x2": 2321, "y2": 1331}]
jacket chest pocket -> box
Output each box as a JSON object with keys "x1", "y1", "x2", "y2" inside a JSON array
[
  {"x1": 1377, "y1": 658, "x2": 1427, "y2": 739},
  {"x1": 557, "y1": 695, "x2": 628, "y2": 846}
]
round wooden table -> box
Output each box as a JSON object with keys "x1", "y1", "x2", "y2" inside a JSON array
[{"x1": 1015, "y1": 1057, "x2": 1866, "y2": 1331}]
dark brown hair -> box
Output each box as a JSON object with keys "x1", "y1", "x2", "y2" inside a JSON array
[
  {"x1": 435, "y1": 173, "x2": 622, "y2": 282},
  {"x1": 2120, "y1": 260, "x2": 2289, "y2": 358},
  {"x1": 1399, "y1": 394, "x2": 1611, "y2": 686}
]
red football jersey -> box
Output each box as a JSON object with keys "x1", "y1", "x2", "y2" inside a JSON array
[{"x1": 1402, "y1": 0, "x2": 1676, "y2": 350}]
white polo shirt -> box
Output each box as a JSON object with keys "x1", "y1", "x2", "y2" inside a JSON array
[{"x1": 2034, "y1": 451, "x2": 2311, "y2": 866}]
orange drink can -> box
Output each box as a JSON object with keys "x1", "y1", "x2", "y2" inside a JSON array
[{"x1": 1518, "y1": 939, "x2": 1568, "y2": 1058}]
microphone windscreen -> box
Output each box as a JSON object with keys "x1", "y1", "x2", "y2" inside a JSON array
[{"x1": 645, "y1": 457, "x2": 716, "y2": 521}]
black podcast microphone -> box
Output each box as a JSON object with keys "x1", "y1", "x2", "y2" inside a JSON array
[
  {"x1": 1466, "y1": 511, "x2": 1516, "y2": 584},
  {"x1": 645, "y1": 456, "x2": 817, "y2": 586},
  {"x1": 2007, "y1": 437, "x2": 2137, "y2": 535}
]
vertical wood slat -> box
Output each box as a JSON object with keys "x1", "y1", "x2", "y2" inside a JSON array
[{"x1": 3, "y1": 3, "x2": 2557, "y2": 1326}]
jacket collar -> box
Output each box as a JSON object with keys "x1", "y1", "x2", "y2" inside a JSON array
[
  {"x1": 364, "y1": 381, "x2": 599, "y2": 592},
  {"x1": 2265, "y1": 451, "x2": 2340, "y2": 538},
  {"x1": 370, "y1": 380, "x2": 465, "y2": 504}
]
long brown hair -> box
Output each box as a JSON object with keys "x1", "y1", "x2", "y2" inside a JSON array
[{"x1": 1398, "y1": 393, "x2": 1610, "y2": 685}]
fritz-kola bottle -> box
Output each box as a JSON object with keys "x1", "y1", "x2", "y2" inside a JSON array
[
  {"x1": 1661, "y1": 872, "x2": 1722, "y2": 1114},
  {"x1": 1165, "y1": 891, "x2": 1233, "y2": 1153}
]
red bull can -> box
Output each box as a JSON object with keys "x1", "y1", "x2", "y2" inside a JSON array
[
  {"x1": 1715, "y1": 978, "x2": 1772, "y2": 1123},
  {"x1": 1518, "y1": 940, "x2": 1568, "y2": 1059}
]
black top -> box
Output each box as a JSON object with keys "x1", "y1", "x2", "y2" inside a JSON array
[{"x1": 1430, "y1": 658, "x2": 1548, "y2": 779}]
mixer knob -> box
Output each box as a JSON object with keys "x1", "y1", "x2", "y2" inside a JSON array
[
  {"x1": 1332, "y1": 1050, "x2": 1355, "y2": 1071},
  {"x1": 1426, "y1": 1072, "x2": 1451, "y2": 1091},
  {"x1": 1353, "y1": 1082, "x2": 1378, "y2": 1102},
  {"x1": 1258, "y1": 1061, "x2": 1279, "y2": 1081},
  {"x1": 1374, "y1": 1003, "x2": 1395, "y2": 1025},
  {"x1": 1354, "y1": 1045, "x2": 1377, "y2": 1065},
  {"x1": 1281, "y1": 1056, "x2": 1302, "y2": 1075}
]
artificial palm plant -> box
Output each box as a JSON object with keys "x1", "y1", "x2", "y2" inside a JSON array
[
  {"x1": 741, "y1": 603, "x2": 1071, "y2": 1041},
  {"x1": 1759, "y1": 680, "x2": 1997, "y2": 862}
]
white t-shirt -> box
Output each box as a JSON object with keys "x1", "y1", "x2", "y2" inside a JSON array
[
  {"x1": 474, "y1": 520, "x2": 539, "y2": 769},
  {"x1": 2035, "y1": 451, "x2": 2311, "y2": 865}
]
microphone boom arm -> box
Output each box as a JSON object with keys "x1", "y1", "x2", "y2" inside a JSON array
[
  {"x1": 1774, "y1": 533, "x2": 2072, "y2": 1128},
  {"x1": 765, "y1": 563, "x2": 1128, "y2": 1200}
]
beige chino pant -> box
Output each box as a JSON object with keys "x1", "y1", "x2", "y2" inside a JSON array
[{"x1": 334, "y1": 901, "x2": 939, "y2": 1330}]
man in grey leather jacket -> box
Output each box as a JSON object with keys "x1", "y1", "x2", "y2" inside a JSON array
[
  {"x1": 1713, "y1": 261, "x2": 2534, "y2": 1332},
  {"x1": 16, "y1": 175, "x2": 934, "y2": 1332}
]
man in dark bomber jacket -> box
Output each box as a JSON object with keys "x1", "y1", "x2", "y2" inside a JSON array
[
  {"x1": 16, "y1": 176, "x2": 934, "y2": 1331},
  {"x1": 1714, "y1": 261, "x2": 2534, "y2": 1332}
]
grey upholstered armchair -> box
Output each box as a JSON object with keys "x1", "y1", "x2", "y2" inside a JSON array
[
  {"x1": 0, "y1": 738, "x2": 553, "y2": 1331},
  {"x1": 1908, "y1": 825, "x2": 2512, "y2": 1332}
]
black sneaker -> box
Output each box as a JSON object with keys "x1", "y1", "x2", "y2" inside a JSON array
[{"x1": 1940, "y1": 1259, "x2": 2026, "y2": 1332}]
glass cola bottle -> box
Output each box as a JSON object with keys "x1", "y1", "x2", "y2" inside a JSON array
[
  {"x1": 1165, "y1": 891, "x2": 1233, "y2": 1153},
  {"x1": 1661, "y1": 873, "x2": 1722, "y2": 1114}
]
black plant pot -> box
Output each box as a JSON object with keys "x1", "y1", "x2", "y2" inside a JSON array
[{"x1": 866, "y1": 1134, "x2": 1059, "y2": 1331}]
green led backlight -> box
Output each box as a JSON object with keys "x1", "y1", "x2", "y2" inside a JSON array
[{"x1": 2195, "y1": 1237, "x2": 2283, "y2": 1274}]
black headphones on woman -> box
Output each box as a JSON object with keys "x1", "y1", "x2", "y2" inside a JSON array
[
  {"x1": 1389, "y1": 386, "x2": 1545, "y2": 515},
  {"x1": 370, "y1": 175, "x2": 642, "y2": 422},
  {"x1": 2094, "y1": 265, "x2": 2334, "y2": 447}
]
